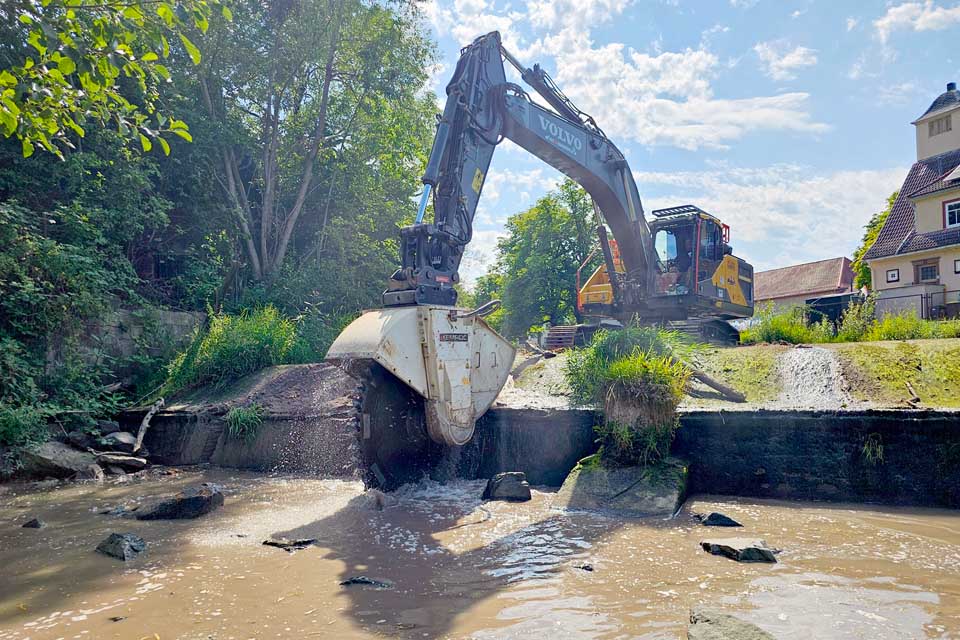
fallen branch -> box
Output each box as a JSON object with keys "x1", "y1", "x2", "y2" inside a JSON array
[
  {"x1": 687, "y1": 366, "x2": 747, "y2": 403},
  {"x1": 905, "y1": 381, "x2": 921, "y2": 404},
  {"x1": 134, "y1": 398, "x2": 164, "y2": 454}
]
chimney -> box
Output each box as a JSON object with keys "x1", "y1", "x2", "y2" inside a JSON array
[{"x1": 949, "y1": 82, "x2": 957, "y2": 91}]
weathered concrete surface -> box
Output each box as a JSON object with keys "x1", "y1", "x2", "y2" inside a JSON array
[
  {"x1": 555, "y1": 457, "x2": 688, "y2": 517},
  {"x1": 465, "y1": 407, "x2": 598, "y2": 486},
  {"x1": 675, "y1": 409, "x2": 960, "y2": 507},
  {"x1": 128, "y1": 363, "x2": 365, "y2": 477}
]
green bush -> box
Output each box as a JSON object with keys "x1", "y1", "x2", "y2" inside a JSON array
[
  {"x1": 564, "y1": 327, "x2": 692, "y2": 467},
  {"x1": 862, "y1": 310, "x2": 929, "y2": 342},
  {"x1": 740, "y1": 305, "x2": 827, "y2": 344},
  {"x1": 226, "y1": 403, "x2": 264, "y2": 445},
  {"x1": 835, "y1": 296, "x2": 876, "y2": 342},
  {"x1": 288, "y1": 310, "x2": 357, "y2": 363},
  {"x1": 164, "y1": 306, "x2": 296, "y2": 395}
]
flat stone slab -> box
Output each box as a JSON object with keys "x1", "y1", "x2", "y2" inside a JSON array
[
  {"x1": 555, "y1": 457, "x2": 687, "y2": 517},
  {"x1": 19, "y1": 442, "x2": 97, "y2": 479},
  {"x1": 695, "y1": 512, "x2": 743, "y2": 527},
  {"x1": 136, "y1": 483, "x2": 224, "y2": 520},
  {"x1": 688, "y1": 607, "x2": 775, "y2": 639},
  {"x1": 700, "y1": 538, "x2": 778, "y2": 563}
]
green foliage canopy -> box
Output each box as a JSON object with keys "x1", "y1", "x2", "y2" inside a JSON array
[{"x1": 851, "y1": 190, "x2": 898, "y2": 290}]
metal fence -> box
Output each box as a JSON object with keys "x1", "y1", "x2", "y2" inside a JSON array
[{"x1": 875, "y1": 289, "x2": 960, "y2": 319}]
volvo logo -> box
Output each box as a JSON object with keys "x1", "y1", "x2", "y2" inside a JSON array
[{"x1": 537, "y1": 114, "x2": 583, "y2": 155}]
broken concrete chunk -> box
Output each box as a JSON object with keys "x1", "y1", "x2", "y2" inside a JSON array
[
  {"x1": 694, "y1": 512, "x2": 743, "y2": 527},
  {"x1": 339, "y1": 575, "x2": 394, "y2": 589},
  {"x1": 555, "y1": 458, "x2": 688, "y2": 517},
  {"x1": 19, "y1": 442, "x2": 97, "y2": 479},
  {"x1": 688, "y1": 607, "x2": 775, "y2": 640},
  {"x1": 96, "y1": 533, "x2": 146, "y2": 561},
  {"x1": 700, "y1": 538, "x2": 778, "y2": 563},
  {"x1": 136, "y1": 483, "x2": 224, "y2": 520},
  {"x1": 482, "y1": 472, "x2": 532, "y2": 502},
  {"x1": 21, "y1": 517, "x2": 46, "y2": 529},
  {"x1": 96, "y1": 453, "x2": 147, "y2": 472},
  {"x1": 262, "y1": 538, "x2": 317, "y2": 553}
]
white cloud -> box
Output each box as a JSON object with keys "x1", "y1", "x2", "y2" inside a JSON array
[
  {"x1": 460, "y1": 229, "x2": 507, "y2": 284},
  {"x1": 877, "y1": 81, "x2": 920, "y2": 105},
  {"x1": 526, "y1": 0, "x2": 631, "y2": 30},
  {"x1": 474, "y1": 167, "x2": 559, "y2": 226},
  {"x1": 845, "y1": 16, "x2": 859, "y2": 31},
  {"x1": 635, "y1": 164, "x2": 906, "y2": 270},
  {"x1": 729, "y1": 0, "x2": 758, "y2": 8},
  {"x1": 874, "y1": 1, "x2": 960, "y2": 44},
  {"x1": 530, "y1": 30, "x2": 827, "y2": 150},
  {"x1": 790, "y1": 9, "x2": 805, "y2": 18},
  {"x1": 753, "y1": 41, "x2": 818, "y2": 81}
]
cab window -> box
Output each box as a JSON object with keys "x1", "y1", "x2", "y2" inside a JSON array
[{"x1": 655, "y1": 229, "x2": 677, "y2": 266}]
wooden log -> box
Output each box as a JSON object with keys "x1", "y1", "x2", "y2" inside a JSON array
[{"x1": 133, "y1": 398, "x2": 164, "y2": 454}]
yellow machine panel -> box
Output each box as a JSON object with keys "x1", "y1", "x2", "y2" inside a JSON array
[{"x1": 710, "y1": 255, "x2": 748, "y2": 306}]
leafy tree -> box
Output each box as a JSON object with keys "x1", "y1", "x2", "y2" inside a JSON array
[
  {"x1": 852, "y1": 190, "x2": 898, "y2": 290},
  {"x1": 191, "y1": 0, "x2": 435, "y2": 281},
  {"x1": 0, "y1": 0, "x2": 224, "y2": 158},
  {"x1": 493, "y1": 180, "x2": 599, "y2": 339}
]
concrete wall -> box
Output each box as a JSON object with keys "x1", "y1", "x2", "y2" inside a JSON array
[{"x1": 674, "y1": 409, "x2": 960, "y2": 507}]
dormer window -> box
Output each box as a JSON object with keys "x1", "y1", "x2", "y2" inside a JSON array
[
  {"x1": 930, "y1": 114, "x2": 952, "y2": 137},
  {"x1": 947, "y1": 200, "x2": 960, "y2": 228}
]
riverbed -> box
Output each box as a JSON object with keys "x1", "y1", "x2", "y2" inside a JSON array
[{"x1": 2, "y1": 469, "x2": 959, "y2": 639}]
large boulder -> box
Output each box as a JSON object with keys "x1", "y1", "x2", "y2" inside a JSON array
[
  {"x1": 101, "y1": 431, "x2": 137, "y2": 454},
  {"x1": 700, "y1": 538, "x2": 778, "y2": 563},
  {"x1": 19, "y1": 442, "x2": 97, "y2": 479},
  {"x1": 482, "y1": 472, "x2": 532, "y2": 502},
  {"x1": 96, "y1": 533, "x2": 146, "y2": 561},
  {"x1": 555, "y1": 457, "x2": 687, "y2": 517},
  {"x1": 67, "y1": 430, "x2": 98, "y2": 451},
  {"x1": 136, "y1": 483, "x2": 224, "y2": 520},
  {"x1": 688, "y1": 607, "x2": 775, "y2": 640}
]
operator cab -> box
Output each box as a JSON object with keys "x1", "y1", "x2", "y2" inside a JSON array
[{"x1": 651, "y1": 205, "x2": 731, "y2": 300}]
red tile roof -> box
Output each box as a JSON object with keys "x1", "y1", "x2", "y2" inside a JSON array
[
  {"x1": 864, "y1": 148, "x2": 960, "y2": 260},
  {"x1": 754, "y1": 257, "x2": 854, "y2": 301}
]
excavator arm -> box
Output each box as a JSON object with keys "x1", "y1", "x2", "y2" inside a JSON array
[{"x1": 385, "y1": 31, "x2": 655, "y2": 312}]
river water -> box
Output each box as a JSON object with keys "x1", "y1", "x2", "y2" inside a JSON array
[{"x1": 2, "y1": 469, "x2": 959, "y2": 639}]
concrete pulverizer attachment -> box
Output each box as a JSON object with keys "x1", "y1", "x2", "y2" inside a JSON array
[{"x1": 326, "y1": 303, "x2": 515, "y2": 446}]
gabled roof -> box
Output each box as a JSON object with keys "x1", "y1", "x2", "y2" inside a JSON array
[
  {"x1": 915, "y1": 83, "x2": 960, "y2": 122},
  {"x1": 864, "y1": 148, "x2": 960, "y2": 260},
  {"x1": 754, "y1": 257, "x2": 853, "y2": 301},
  {"x1": 906, "y1": 167, "x2": 960, "y2": 199}
]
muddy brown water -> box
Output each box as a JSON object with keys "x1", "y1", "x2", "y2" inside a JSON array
[{"x1": 2, "y1": 470, "x2": 960, "y2": 639}]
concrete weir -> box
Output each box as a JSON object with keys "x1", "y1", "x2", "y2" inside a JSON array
[{"x1": 128, "y1": 365, "x2": 960, "y2": 508}]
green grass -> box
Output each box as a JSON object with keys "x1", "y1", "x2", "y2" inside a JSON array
[
  {"x1": 691, "y1": 345, "x2": 787, "y2": 404},
  {"x1": 225, "y1": 403, "x2": 264, "y2": 444},
  {"x1": 831, "y1": 340, "x2": 960, "y2": 408},
  {"x1": 163, "y1": 306, "x2": 297, "y2": 397}
]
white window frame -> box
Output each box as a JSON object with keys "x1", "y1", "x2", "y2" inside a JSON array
[
  {"x1": 955, "y1": 258, "x2": 960, "y2": 274},
  {"x1": 947, "y1": 200, "x2": 960, "y2": 228},
  {"x1": 886, "y1": 268, "x2": 900, "y2": 283}
]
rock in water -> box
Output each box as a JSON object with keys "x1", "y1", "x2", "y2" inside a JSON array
[
  {"x1": 694, "y1": 512, "x2": 743, "y2": 527},
  {"x1": 339, "y1": 576, "x2": 394, "y2": 589},
  {"x1": 688, "y1": 607, "x2": 775, "y2": 640},
  {"x1": 555, "y1": 457, "x2": 687, "y2": 517},
  {"x1": 700, "y1": 538, "x2": 778, "y2": 563},
  {"x1": 74, "y1": 464, "x2": 105, "y2": 483},
  {"x1": 96, "y1": 533, "x2": 146, "y2": 561},
  {"x1": 19, "y1": 442, "x2": 98, "y2": 479},
  {"x1": 96, "y1": 453, "x2": 147, "y2": 472},
  {"x1": 101, "y1": 431, "x2": 137, "y2": 454},
  {"x1": 136, "y1": 483, "x2": 224, "y2": 520},
  {"x1": 21, "y1": 517, "x2": 45, "y2": 529},
  {"x1": 262, "y1": 538, "x2": 317, "y2": 553},
  {"x1": 482, "y1": 472, "x2": 532, "y2": 501}
]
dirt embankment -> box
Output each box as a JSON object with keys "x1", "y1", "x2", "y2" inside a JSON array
[{"x1": 503, "y1": 338, "x2": 960, "y2": 411}]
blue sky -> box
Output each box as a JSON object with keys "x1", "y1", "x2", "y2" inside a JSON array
[{"x1": 417, "y1": 0, "x2": 960, "y2": 284}]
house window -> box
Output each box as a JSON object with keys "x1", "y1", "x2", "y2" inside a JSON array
[
  {"x1": 886, "y1": 269, "x2": 900, "y2": 283},
  {"x1": 947, "y1": 201, "x2": 960, "y2": 228},
  {"x1": 917, "y1": 264, "x2": 940, "y2": 282},
  {"x1": 930, "y1": 114, "x2": 952, "y2": 137},
  {"x1": 955, "y1": 258, "x2": 960, "y2": 274}
]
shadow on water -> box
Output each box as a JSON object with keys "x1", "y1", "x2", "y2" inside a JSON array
[{"x1": 269, "y1": 479, "x2": 677, "y2": 639}]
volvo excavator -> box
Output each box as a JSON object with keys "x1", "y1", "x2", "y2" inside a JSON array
[{"x1": 326, "y1": 31, "x2": 753, "y2": 488}]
